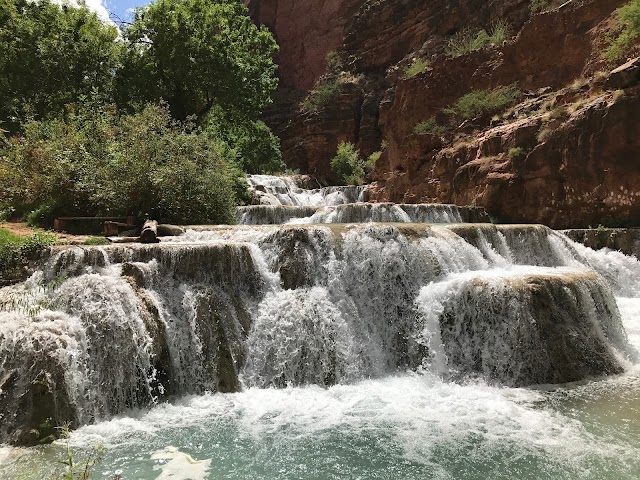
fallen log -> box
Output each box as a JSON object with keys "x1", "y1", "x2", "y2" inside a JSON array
[
  {"x1": 104, "y1": 221, "x2": 136, "y2": 237},
  {"x1": 140, "y1": 220, "x2": 159, "y2": 243},
  {"x1": 157, "y1": 224, "x2": 185, "y2": 237}
]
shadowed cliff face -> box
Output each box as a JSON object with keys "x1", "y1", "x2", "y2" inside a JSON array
[
  {"x1": 246, "y1": 0, "x2": 365, "y2": 91},
  {"x1": 256, "y1": 0, "x2": 640, "y2": 227}
]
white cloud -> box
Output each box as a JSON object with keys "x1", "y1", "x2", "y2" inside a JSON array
[{"x1": 52, "y1": 0, "x2": 112, "y2": 24}]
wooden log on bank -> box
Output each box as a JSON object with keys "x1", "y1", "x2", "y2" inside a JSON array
[
  {"x1": 106, "y1": 221, "x2": 185, "y2": 244},
  {"x1": 140, "y1": 220, "x2": 159, "y2": 243}
]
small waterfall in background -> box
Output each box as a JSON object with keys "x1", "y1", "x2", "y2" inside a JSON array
[{"x1": 2, "y1": 174, "x2": 640, "y2": 479}]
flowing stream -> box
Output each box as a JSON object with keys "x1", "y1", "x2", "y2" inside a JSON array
[{"x1": 1, "y1": 176, "x2": 640, "y2": 479}]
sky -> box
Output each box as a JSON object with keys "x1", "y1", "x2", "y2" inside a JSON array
[
  {"x1": 104, "y1": 0, "x2": 150, "y2": 22},
  {"x1": 66, "y1": 0, "x2": 150, "y2": 24}
]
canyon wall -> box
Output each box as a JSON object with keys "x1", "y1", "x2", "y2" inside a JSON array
[{"x1": 252, "y1": 0, "x2": 640, "y2": 227}]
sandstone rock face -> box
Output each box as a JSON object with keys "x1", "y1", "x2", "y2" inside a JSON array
[
  {"x1": 342, "y1": 0, "x2": 531, "y2": 71},
  {"x1": 262, "y1": 0, "x2": 640, "y2": 227},
  {"x1": 563, "y1": 228, "x2": 640, "y2": 257},
  {"x1": 373, "y1": 89, "x2": 640, "y2": 228},
  {"x1": 246, "y1": 0, "x2": 364, "y2": 91}
]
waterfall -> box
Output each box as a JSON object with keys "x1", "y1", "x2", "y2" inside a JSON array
[{"x1": 1, "y1": 175, "x2": 638, "y2": 447}]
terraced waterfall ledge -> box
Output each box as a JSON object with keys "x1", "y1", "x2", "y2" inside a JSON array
[{"x1": 1, "y1": 176, "x2": 640, "y2": 478}]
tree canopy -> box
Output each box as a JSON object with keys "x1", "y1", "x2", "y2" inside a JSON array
[
  {"x1": 117, "y1": 0, "x2": 279, "y2": 122},
  {"x1": 0, "y1": 0, "x2": 121, "y2": 133},
  {"x1": 0, "y1": 0, "x2": 285, "y2": 225}
]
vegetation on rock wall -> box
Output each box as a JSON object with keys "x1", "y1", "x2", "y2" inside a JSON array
[
  {"x1": 606, "y1": 0, "x2": 640, "y2": 61},
  {"x1": 444, "y1": 85, "x2": 521, "y2": 121},
  {"x1": 445, "y1": 20, "x2": 510, "y2": 58},
  {"x1": 403, "y1": 59, "x2": 432, "y2": 79},
  {"x1": 330, "y1": 141, "x2": 380, "y2": 185}
]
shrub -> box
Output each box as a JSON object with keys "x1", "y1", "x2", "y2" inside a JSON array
[
  {"x1": 82, "y1": 237, "x2": 111, "y2": 245},
  {"x1": 330, "y1": 142, "x2": 365, "y2": 185},
  {"x1": 368, "y1": 150, "x2": 383, "y2": 165},
  {"x1": 414, "y1": 117, "x2": 447, "y2": 135},
  {"x1": 326, "y1": 51, "x2": 343, "y2": 75},
  {"x1": 489, "y1": 20, "x2": 510, "y2": 45},
  {"x1": 508, "y1": 147, "x2": 526, "y2": 160},
  {"x1": 0, "y1": 227, "x2": 56, "y2": 280},
  {"x1": 605, "y1": 0, "x2": 640, "y2": 62},
  {"x1": 0, "y1": 103, "x2": 243, "y2": 225},
  {"x1": 444, "y1": 85, "x2": 521, "y2": 120},
  {"x1": 445, "y1": 21, "x2": 510, "y2": 57},
  {"x1": 530, "y1": 0, "x2": 550, "y2": 14},
  {"x1": 301, "y1": 77, "x2": 341, "y2": 113},
  {"x1": 404, "y1": 58, "x2": 431, "y2": 79}
]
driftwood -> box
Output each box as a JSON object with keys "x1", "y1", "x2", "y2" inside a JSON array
[
  {"x1": 106, "y1": 221, "x2": 185, "y2": 244},
  {"x1": 157, "y1": 224, "x2": 185, "y2": 236},
  {"x1": 140, "y1": 220, "x2": 159, "y2": 243},
  {"x1": 104, "y1": 221, "x2": 136, "y2": 237}
]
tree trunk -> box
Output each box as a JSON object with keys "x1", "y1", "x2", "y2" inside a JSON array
[{"x1": 140, "y1": 220, "x2": 159, "y2": 243}]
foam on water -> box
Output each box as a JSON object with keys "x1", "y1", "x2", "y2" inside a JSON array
[
  {"x1": 246, "y1": 175, "x2": 365, "y2": 207},
  {"x1": 4, "y1": 371, "x2": 640, "y2": 479},
  {"x1": 151, "y1": 446, "x2": 211, "y2": 480}
]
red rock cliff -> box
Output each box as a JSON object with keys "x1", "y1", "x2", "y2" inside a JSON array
[
  {"x1": 257, "y1": 0, "x2": 640, "y2": 227},
  {"x1": 246, "y1": 0, "x2": 364, "y2": 91}
]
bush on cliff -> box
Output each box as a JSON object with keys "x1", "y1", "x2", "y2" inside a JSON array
[
  {"x1": 445, "y1": 21, "x2": 510, "y2": 58},
  {"x1": 415, "y1": 117, "x2": 447, "y2": 135},
  {"x1": 445, "y1": 85, "x2": 521, "y2": 121},
  {"x1": 404, "y1": 59, "x2": 432, "y2": 79},
  {"x1": 606, "y1": 0, "x2": 640, "y2": 62},
  {"x1": 0, "y1": 103, "x2": 242, "y2": 226},
  {"x1": 331, "y1": 142, "x2": 367, "y2": 185}
]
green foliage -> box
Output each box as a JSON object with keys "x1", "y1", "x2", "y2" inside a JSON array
[
  {"x1": 404, "y1": 58, "x2": 431, "y2": 79},
  {"x1": 117, "y1": 0, "x2": 278, "y2": 122},
  {"x1": 414, "y1": 117, "x2": 447, "y2": 135},
  {"x1": 82, "y1": 237, "x2": 110, "y2": 246},
  {"x1": 206, "y1": 113, "x2": 284, "y2": 174},
  {"x1": 330, "y1": 142, "x2": 366, "y2": 185},
  {"x1": 508, "y1": 147, "x2": 526, "y2": 159},
  {"x1": 301, "y1": 77, "x2": 342, "y2": 113},
  {"x1": 605, "y1": 0, "x2": 640, "y2": 62},
  {"x1": 444, "y1": 85, "x2": 521, "y2": 120},
  {"x1": 0, "y1": 0, "x2": 120, "y2": 134},
  {"x1": 445, "y1": 21, "x2": 510, "y2": 57},
  {"x1": 368, "y1": 150, "x2": 383, "y2": 165},
  {"x1": 0, "y1": 227, "x2": 56, "y2": 280},
  {"x1": 326, "y1": 51, "x2": 343, "y2": 75},
  {"x1": 530, "y1": 0, "x2": 550, "y2": 14},
  {"x1": 0, "y1": 103, "x2": 242, "y2": 225},
  {"x1": 1, "y1": 0, "x2": 283, "y2": 217},
  {"x1": 57, "y1": 423, "x2": 104, "y2": 480}
]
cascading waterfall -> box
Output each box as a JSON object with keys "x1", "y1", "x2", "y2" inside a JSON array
[{"x1": 2, "y1": 174, "x2": 640, "y2": 479}]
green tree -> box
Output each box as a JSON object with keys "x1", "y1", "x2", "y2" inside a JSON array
[
  {"x1": 330, "y1": 142, "x2": 366, "y2": 186},
  {"x1": 0, "y1": 0, "x2": 120, "y2": 133},
  {"x1": 117, "y1": 0, "x2": 278, "y2": 123},
  {"x1": 0, "y1": 102, "x2": 242, "y2": 225}
]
